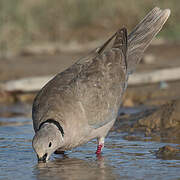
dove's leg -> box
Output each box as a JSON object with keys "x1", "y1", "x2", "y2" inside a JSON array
[{"x1": 96, "y1": 137, "x2": 104, "y2": 155}]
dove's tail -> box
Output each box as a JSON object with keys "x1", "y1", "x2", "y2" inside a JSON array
[{"x1": 127, "y1": 7, "x2": 170, "y2": 74}]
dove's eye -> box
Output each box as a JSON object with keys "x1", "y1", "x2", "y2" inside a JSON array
[{"x1": 49, "y1": 142, "x2": 52, "y2": 147}]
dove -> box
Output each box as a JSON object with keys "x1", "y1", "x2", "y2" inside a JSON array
[{"x1": 32, "y1": 7, "x2": 170, "y2": 162}]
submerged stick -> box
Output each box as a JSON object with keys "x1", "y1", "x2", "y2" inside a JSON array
[
  {"x1": 0, "y1": 76, "x2": 54, "y2": 92},
  {"x1": 128, "y1": 67, "x2": 180, "y2": 85}
]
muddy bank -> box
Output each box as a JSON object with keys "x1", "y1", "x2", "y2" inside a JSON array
[
  {"x1": 155, "y1": 145, "x2": 180, "y2": 160},
  {"x1": 114, "y1": 100, "x2": 180, "y2": 144},
  {"x1": 123, "y1": 81, "x2": 180, "y2": 107}
]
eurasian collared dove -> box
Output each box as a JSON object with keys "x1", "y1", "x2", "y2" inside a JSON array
[{"x1": 32, "y1": 7, "x2": 170, "y2": 162}]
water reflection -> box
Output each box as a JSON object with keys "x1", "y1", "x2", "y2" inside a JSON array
[{"x1": 34, "y1": 155, "x2": 117, "y2": 180}]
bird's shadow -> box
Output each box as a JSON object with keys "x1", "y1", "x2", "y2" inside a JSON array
[{"x1": 33, "y1": 153, "x2": 118, "y2": 180}]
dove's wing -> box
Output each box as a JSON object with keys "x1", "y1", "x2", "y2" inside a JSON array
[{"x1": 81, "y1": 28, "x2": 128, "y2": 129}]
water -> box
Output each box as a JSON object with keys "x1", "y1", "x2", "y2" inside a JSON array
[{"x1": 0, "y1": 116, "x2": 180, "y2": 180}]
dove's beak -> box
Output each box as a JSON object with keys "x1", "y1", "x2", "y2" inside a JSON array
[{"x1": 38, "y1": 153, "x2": 48, "y2": 163}]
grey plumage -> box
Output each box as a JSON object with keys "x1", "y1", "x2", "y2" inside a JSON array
[{"x1": 32, "y1": 7, "x2": 170, "y2": 162}]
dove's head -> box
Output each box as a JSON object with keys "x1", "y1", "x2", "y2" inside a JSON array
[{"x1": 32, "y1": 121, "x2": 64, "y2": 162}]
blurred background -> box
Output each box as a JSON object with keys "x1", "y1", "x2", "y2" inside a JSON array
[{"x1": 0, "y1": 0, "x2": 179, "y2": 56}]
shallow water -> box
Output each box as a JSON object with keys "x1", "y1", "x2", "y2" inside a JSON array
[{"x1": 0, "y1": 115, "x2": 180, "y2": 180}]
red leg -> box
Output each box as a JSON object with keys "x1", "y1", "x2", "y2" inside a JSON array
[
  {"x1": 96, "y1": 144, "x2": 103, "y2": 155},
  {"x1": 96, "y1": 137, "x2": 104, "y2": 155}
]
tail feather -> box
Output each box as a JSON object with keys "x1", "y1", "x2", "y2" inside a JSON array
[
  {"x1": 127, "y1": 7, "x2": 170, "y2": 74},
  {"x1": 96, "y1": 31, "x2": 117, "y2": 54}
]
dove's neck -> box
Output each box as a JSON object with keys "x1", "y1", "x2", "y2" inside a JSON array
[
  {"x1": 39, "y1": 119, "x2": 64, "y2": 137},
  {"x1": 43, "y1": 123, "x2": 64, "y2": 147}
]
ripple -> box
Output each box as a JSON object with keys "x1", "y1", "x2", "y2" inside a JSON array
[{"x1": 0, "y1": 117, "x2": 180, "y2": 180}]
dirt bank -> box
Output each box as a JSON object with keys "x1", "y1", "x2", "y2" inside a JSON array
[{"x1": 113, "y1": 100, "x2": 180, "y2": 144}]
